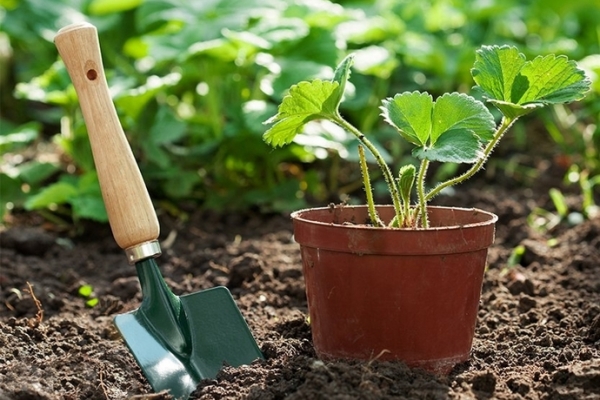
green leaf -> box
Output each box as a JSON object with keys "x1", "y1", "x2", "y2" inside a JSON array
[
  {"x1": 21, "y1": 172, "x2": 106, "y2": 221},
  {"x1": 263, "y1": 80, "x2": 339, "y2": 147},
  {"x1": 76, "y1": 172, "x2": 102, "y2": 195},
  {"x1": 382, "y1": 92, "x2": 495, "y2": 164},
  {"x1": 123, "y1": 37, "x2": 149, "y2": 59},
  {"x1": 149, "y1": 107, "x2": 187, "y2": 145},
  {"x1": 284, "y1": 27, "x2": 340, "y2": 67},
  {"x1": 381, "y1": 91, "x2": 433, "y2": 146},
  {"x1": 0, "y1": 121, "x2": 40, "y2": 152},
  {"x1": 472, "y1": 45, "x2": 591, "y2": 118},
  {"x1": 250, "y1": 17, "x2": 309, "y2": 47},
  {"x1": 114, "y1": 73, "x2": 180, "y2": 121},
  {"x1": 14, "y1": 61, "x2": 76, "y2": 106},
  {"x1": 326, "y1": 54, "x2": 355, "y2": 113},
  {"x1": 186, "y1": 38, "x2": 244, "y2": 62},
  {"x1": 18, "y1": 162, "x2": 60, "y2": 185},
  {"x1": 70, "y1": 196, "x2": 108, "y2": 222},
  {"x1": 352, "y1": 46, "x2": 400, "y2": 79},
  {"x1": 88, "y1": 0, "x2": 142, "y2": 15},
  {"x1": 263, "y1": 52, "x2": 357, "y2": 147},
  {"x1": 142, "y1": 140, "x2": 172, "y2": 169},
  {"x1": 471, "y1": 45, "x2": 525, "y2": 103},
  {"x1": 412, "y1": 129, "x2": 482, "y2": 163},
  {"x1": 431, "y1": 93, "x2": 496, "y2": 144},
  {"x1": 337, "y1": 15, "x2": 405, "y2": 45},
  {"x1": 516, "y1": 54, "x2": 591, "y2": 105},
  {"x1": 78, "y1": 284, "x2": 94, "y2": 298},
  {"x1": 398, "y1": 164, "x2": 416, "y2": 205},
  {"x1": 24, "y1": 182, "x2": 78, "y2": 210},
  {"x1": 86, "y1": 298, "x2": 99, "y2": 308},
  {"x1": 53, "y1": 130, "x2": 96, "y2": 173},
  {"x1": 0, "y1": 173, "x2": 26, "y2": 219},
  {"x1": 222, "y1": 28, "x2": 272, "y2": 51}
]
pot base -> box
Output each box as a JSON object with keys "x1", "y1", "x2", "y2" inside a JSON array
[{"x1": 318, "y1": 351, "x2": 469, "y2": 375}]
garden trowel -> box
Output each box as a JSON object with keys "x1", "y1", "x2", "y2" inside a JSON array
[{"x1": 55, "y1": 22, "x2": 263, "y2": 399}]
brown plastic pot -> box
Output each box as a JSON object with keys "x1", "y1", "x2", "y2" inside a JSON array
[{"x1": 291, "y1": 205, "x2": 498, "y2": 374}]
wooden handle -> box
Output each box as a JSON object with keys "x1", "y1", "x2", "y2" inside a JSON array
[{"x1": 55, "y1": 22, "x2": 159, "y2": 251}]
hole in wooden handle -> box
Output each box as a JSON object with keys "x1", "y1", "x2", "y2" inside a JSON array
[{"x1": 86, "y1": 69, "x2": 98, "y2": 80}]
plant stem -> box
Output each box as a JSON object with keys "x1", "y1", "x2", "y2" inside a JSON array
[
  {"x1": 425, "y1": 116, "x2": 516, "y2": 202},
  {"x1": 331, "y1": 113, "x2": 404, "y2": 225},
  {"x1": 416, "y1": 159, "x2": 430, "y2": 228},
  {"x1": 358, "y1": 145, "x2": 384, "y2": 227}
]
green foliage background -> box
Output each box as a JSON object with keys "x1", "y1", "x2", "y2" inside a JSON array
[{"x1": 1, "y1": 0, "x2": 599, "y2": 224}]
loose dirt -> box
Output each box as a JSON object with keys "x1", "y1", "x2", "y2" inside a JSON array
[{"x1": 1, "y1": 184, "x2": 599, "y2": 399}]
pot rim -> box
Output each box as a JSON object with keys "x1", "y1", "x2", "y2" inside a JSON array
[{"x1": 291, "y1": 205, "x2": 498, "y2": 231}]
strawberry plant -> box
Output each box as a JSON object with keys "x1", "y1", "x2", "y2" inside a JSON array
[{"x1": 264, "y1": 45, "x2": 590, "y2": 228}]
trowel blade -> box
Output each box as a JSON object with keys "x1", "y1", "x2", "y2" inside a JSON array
[{"x1": 115, "y1": 286, "x2": 262, "y2": 399}]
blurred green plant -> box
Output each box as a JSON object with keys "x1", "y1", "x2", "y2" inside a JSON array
[
  {"x1": 78, "y1": 283, "x2": 99, "y2": 308},
  {"x1": 506, "y1": 244, "x2": 526, "y2": 268},
  {"x1": 527, "y1": 179, "x2": 599, "y2": 235},
  {"x1": 1, "y1": 0, "x2": 599, "y2": 224}
]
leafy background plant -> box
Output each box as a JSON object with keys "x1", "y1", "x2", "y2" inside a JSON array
[{"x1": 1, "y1": 0, "x2": 599, "y2": 227}]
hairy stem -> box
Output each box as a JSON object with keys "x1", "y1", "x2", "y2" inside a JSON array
[
  {"x1": 416, "y1": 159, "x2": 430, "y2": 228},
  {"x1": 425, "y1": 116, "x2": 516, "y2": 202},
  {"x1": 358, "y1": 145, "x2": 384, "y2": 227},
  {"x1": 331, "y1": 113, "x2": 404, "y2": 225}
]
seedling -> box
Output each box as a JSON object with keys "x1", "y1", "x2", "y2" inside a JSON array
[
  {"x1": 528, "y1": 186, "x2": 587, "y2": 234},
  {"x1": 567, "y1": 165, "x2": 600, "y2": 219},
  {"x1": 505, "y1": 244, "x2": 526, "y2": 271},
  {"x1": 264, "y1": 45, "x2": 590, "y2": 228},
  {"x1": 78, "y1": 284, "x2": 99, "y2": 308}
]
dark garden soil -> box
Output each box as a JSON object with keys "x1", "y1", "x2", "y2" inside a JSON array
[{"x1": 1, "y1": 180, "x2": 599, "y2": 400}]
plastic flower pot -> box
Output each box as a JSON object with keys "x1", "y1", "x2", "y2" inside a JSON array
[{"x1": 292, "y1": 205, "x2": 498, "y2": 374}]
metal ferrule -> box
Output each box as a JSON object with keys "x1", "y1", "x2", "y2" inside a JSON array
[{"x1": 125, "y1": 240, "x2": 162, "y2": 265}]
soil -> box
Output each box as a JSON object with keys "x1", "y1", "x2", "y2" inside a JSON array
[{"x1": 1, "y1": 181, "x2": 599, "y2": 400}]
